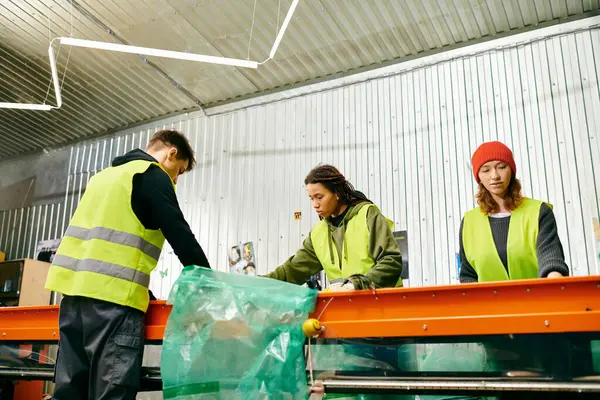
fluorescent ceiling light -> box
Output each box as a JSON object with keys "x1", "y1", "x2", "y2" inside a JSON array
[
  {"x1": 2, "y1": 8, "x2": 298, "y2": 111},
  {"x1": 0, "y1": 43, "x2": 62, "y2": 111},
  {"x1": 48, "y1": 43, "x2": 62, "y2": 108},
  {"x1": 60, "y1": 37, "x2": 258, "y2": 69},
  {"x1": 0, "y1": 102, "x2": 53, "y2": 110},
  {"x1": 269, "y1": 0, "x2": 300, "y2": 59}
]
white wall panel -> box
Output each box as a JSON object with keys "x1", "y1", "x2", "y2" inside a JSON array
[
  {"x1": 0, "y1": 202, "x2": 66, "y2": 260},
  {"x1": 3, "y1": 28, "x2": 599, "y2": 300},
  {"x1": 90, "y1": 28, "x2": 600, "y2": 298}
]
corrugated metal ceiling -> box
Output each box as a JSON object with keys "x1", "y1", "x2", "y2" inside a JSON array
[{"x1": 1, "y1": 0, "x2": 599, "y2": 159}]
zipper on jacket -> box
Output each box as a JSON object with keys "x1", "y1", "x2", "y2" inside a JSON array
[{"x1": 327, "y1": 225, "x2": 336, "y2": 267}]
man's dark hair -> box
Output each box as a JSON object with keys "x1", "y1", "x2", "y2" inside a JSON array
[{"x1": 147, "y1": 130, "x2": 196, "y2": 172}]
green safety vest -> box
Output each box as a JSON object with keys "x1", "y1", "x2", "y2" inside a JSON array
[
  {"x1": 462, "y1": 197, "x2": 548, "y2": 282},
  {"x1": 45, "y1": 160, "x2": 172, "y2": 312},
  {"x1": 311, "y1": 204, "x2": 402, "y2": 287}
]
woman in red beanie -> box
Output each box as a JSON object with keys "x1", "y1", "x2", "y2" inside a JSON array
[{"x1": 459, "y1": 141, "x2": 569, "y2": 282}]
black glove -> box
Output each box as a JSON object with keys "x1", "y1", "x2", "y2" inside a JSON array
[{"x1": 343, "y1": 274, "x2": 374, "y2": 290}]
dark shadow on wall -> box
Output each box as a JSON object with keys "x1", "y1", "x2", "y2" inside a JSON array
[
  {"x1": 0, "y1": 177, "x2": 36, "y2": 211},
  {"x1": 228, "y1": 141, "x2": 378, "y2": 157}
]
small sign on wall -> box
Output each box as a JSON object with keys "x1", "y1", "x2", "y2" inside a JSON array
[{"x1": 294, "y1": 211, "x2": 302, "y2": 220}]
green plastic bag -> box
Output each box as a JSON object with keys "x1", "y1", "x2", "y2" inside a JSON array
[
  {"x1": 594, "y1": 340, "x2": 600, "y2": 373},
  {"x1": 161, "y1": 266, "x2": 318, "y2": 399}
]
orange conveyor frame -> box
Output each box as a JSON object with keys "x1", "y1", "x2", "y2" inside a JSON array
[
  {"x1": 1, "y1": 275, "x2": 599, "y2": 342},
  {"x1": 1, "y1": 276, "x2": 600, "y2": 399}
]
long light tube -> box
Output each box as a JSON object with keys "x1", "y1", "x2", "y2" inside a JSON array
[
  {"x1": 0, "y1": 43, "x2": 61, "y2": 111},
  {"x1": 2, "y1": 8, "x2": 298, "y2": 111},
  {"x1": 269, "y1": 0, "x2": 300, "y2": 59},
  {"x1": 0, "y1": 103, "x2": 53, "y2": 110},
  {"x1": 48, "y1": 43, "x2": 62, "y2": 108},
  {"x1": 59, "y1": 37, "x2": 259, "y2": 69}
]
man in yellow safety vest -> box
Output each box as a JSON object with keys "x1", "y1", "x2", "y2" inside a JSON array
[{"x1": 45, "y1": 129, "x2": 211, "y2": 400}]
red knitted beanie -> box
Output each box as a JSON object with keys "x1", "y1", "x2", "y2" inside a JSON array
[{"x1": 471, "y1": 141, "x2": 516, "y2": 183}]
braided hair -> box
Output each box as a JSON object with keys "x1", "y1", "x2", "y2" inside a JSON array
[{"x1": 304, "y1": 165, "x2": 371, "y2": 206}]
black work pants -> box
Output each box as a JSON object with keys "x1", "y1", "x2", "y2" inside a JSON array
[{"x1": 53, "y1": 295, "x2": 145, "y2": 400}]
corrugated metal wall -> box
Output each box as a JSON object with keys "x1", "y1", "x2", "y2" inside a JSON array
[
  {"x1": 0, "y1": 202, "x2": 66, "y2": 260},
  {"x1": 2, "y1": 28, "x2": 599, "y2": 299}
]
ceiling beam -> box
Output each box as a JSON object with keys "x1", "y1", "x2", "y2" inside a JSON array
[{"x1": 69, "y1": 0, "x2": 207, "y2": 116}]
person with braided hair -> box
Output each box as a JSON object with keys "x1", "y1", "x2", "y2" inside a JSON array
[{"x1": 266, "y1": 164, "x2": 403, "y2": 290}]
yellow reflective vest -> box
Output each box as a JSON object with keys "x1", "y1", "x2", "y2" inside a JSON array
[
  {"x1": 45, "y1": 160, "x2": 172, "y2": 312},
  {"x1": 462, "y1": 197, "x2": 548, "y2": 282},
  {"x1": 311, "y1": 204, "x2": 402, "y2": 287}
]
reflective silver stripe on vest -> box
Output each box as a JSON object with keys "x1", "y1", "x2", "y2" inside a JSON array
[
  {"x1": 65, "y1": 226, "x2": 162, "y2": 261},
  {"x1": 53, "y1": 254, "x2": 151, "y2": 288}
]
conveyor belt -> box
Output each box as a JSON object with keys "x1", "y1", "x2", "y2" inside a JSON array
[{"x1": 0, "y1": 276, "x2": 599, "y2": 396}]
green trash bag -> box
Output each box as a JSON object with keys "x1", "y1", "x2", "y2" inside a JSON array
[
  {"x1": 161, "y1": 266, "x2": 318, "y2": 399},
  {"x1": 418, "y1": 344, "x2": 494, "y2": 400},
  {"x1": 309, "y1": 341, "x2": 417, "y2": 399},
  {"x1": 419, "y1": 344, "x2": 487, "y2": 372},
  {"x1": 592, "y1": 340, "x2": 600, "y2": 373}
]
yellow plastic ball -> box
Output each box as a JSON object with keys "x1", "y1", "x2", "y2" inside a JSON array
[{"x1": 302, "y1": 318, "x2": 322, "y2": 337}]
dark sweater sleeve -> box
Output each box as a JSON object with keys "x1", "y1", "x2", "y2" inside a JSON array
[
  {"x1": 134, "y1": 166, "x2": 211, "y2": 269},
  {"x1": 459, "y1": 218, "x2": 479, "y2": 283},
  {"x1": 537, "y1": 204, "x2": 569, "y2": 277},
  {"x1": 365, "y1": 206, "x2": 403, "y2": 288}
]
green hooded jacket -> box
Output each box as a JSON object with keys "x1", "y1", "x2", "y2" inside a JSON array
[{"x1": 266, "y1": 201, "x2": 403, "y2": 288}]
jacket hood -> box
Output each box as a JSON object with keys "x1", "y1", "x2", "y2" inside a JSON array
[
  {"x1": 324, "y1": 201, "x2": 373, "y2": 227},
  {"x1": 111, "y1": 149, "x2": 157, "y2": 167}
]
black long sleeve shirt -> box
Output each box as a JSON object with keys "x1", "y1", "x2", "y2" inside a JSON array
[{"x1": 111, "y1": 149, "x2": 211, "y2": 269}]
